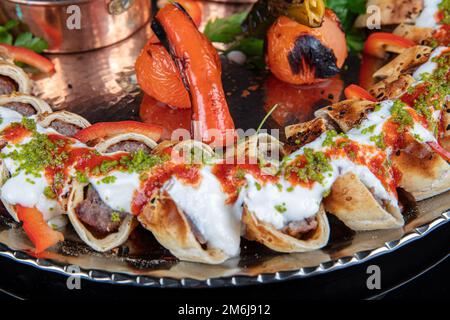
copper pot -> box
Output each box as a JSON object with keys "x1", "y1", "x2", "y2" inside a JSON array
[{"x1": 0, "y1": 0, "x2": 151, "y2": 53}]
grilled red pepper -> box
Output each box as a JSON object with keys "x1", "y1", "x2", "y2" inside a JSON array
[
  {"x1": 16, "y1": 205, "x2": 64, "y2": 253},
  {"x1": 344, "y1": 84, "x2": 377, "y2": 102},
  {"x1": 74, "y1": 121, "x2": 162, "y2": 145},
  {"x1": 363, "y1": 33, "x2": 415, "y2": 59},
  {"x1": 152, "y1": 3, "x2": 236, "y2": 147},
  {"x1": 0, "y1": 44, "x2": 54, "y2": 73},
  {"x1": 359, "y1": 54, "x2": 385, "y2": 90}
]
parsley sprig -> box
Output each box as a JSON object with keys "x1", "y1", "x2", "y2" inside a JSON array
[{"x1": 0, "y1": 20, "x2": 48, "y2": 53}]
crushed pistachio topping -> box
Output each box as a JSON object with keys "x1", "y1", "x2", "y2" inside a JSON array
[
  {"x1": 274, "y1": 203, "x2": 287, "y2": 214},
  {"x1": 100, "y1": 175, "x2": 117, "y2": 184},
  {"x1": 410, "y1": 51, "x2": 450, "y2": 135},
  {"x1": 285, "y1": 148, "x2": 333, "y2": 185},
  {"x1": 44, "y1": 186, "x2": 56, "y2": 199},
  {"x1": 361, "y1": 124, "x2": 376, "y2": 135},
  {"x1": 439, "y1": 0, "x2": 450, "y2": 24},
  {"x1": 391, "y1": 100, "x2": 413, "y2": 131},
  {"x1": 111, "y1": 212, "x2": 121, "y2": 223},
  {"x1": 1, "y1": 120, "x2": 69, "y2": 177},
  {"x1": 322, "y1": 130, "x2": 347, "y2": 147},
  {"x1": 370, "y1": 133, "x2": 386, "y2": 149}
]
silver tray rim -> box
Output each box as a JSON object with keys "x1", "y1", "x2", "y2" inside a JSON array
[{"x1": 0, "y1": 211, "x2": 448, "y2": 288}]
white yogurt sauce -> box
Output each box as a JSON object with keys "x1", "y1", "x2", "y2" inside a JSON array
[
  {"x1": 89, "y1": 170, "x2": 141, "y2": 213},
  {"x1": 242, "y1": 119, "x2": 400, "y2": 230},
  {"x1": 347, "y1": 100, "x2": 394, "y2": 148},
  {"x1": 415, "y1": 0, "x2": 442, "y2": 28},
  {"x1": 243, "y1": 156, "x2": 399, "y2": 230},
  {"x1": 0, "y1": 109, "x2": 65, "y2": 221},
  {"x1": 163, "y1": 166, "x2": 241, "y2": 257}
]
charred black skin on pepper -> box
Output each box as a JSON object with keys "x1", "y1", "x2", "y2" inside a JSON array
[
  {"x1": 287, "y1": 35, "x2": 340, "y2": 78},
  {"x1": 151, "y1": 2, "x2": 193, "y2": 95}
]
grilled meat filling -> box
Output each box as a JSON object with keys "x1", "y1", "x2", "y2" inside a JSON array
[
  {"x1": 75, "y1": 186, "x2": 127, "y2": 236},
  {"x1": 0, "y1": 76, "x2": 18, "y2": 95},
  {"x1": 105, "y1": 141, "x2": 152, "y2": 153},
  {"x1": 50, "y1": 120, "x2": 82, "y2": 137},
  {"x1": 282, "y1": 217, "x2": 318, "y2": 239},
  {"x1": 2, "y1": 102, "x2": 36, "y2": 116}
]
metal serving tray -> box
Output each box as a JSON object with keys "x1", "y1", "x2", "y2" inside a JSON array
[{"x1": 0, "y1": 3, "x2": 449, "y2": 288}]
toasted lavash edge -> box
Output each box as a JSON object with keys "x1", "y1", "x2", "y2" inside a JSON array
[
  {"x1": 324, "y1": 172, "x2": 404, "y2": 231},
  {"x1": 0, "y1": 61, "x2": 32, "y2": 94},
  {"x1": 314, "y1": 99, "x2": 376, "y2": 132},
  {"x1": 95, "y1": 132, "x2": 158, "y2": 153},
  {"x1": 0, "y1": 93, "x2": 52, "y2": 114},
  {"x1": 242, "y1": 205, "x2": 330, "y2": 253},
  {"x1": 138, "y1": 194, "x2": 232, "y2": 265},
  {"x1": 67, "y1": 180, "x2": 137, "y2": 252},
  {"x1": 372, "y1": 45, "x2": 432, "y2": 80},
  {"x1": 37, "y1": 110, "x2": 91, "y2": 131},
  {"x1": 393, "y1": 150, "x2": 450, "y2": 201}
]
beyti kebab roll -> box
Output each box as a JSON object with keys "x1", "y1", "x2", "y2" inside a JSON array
[
  {"x1": 0, "y1": 56, "x2": 32, "y2": 95},
  {"x1": 357, "y1": 45, "x2": 449, "y2": 198},
  {"x1": 368, "y1": 45, "x2": 450, "y2": 151},
  {"x1": 0, "y1": 106, "x2": 91, "y2": 252},
  {"x1": 138, "y1": 140, "x2": 243, "y2": 264},
  {"x1": 67, "y1": 131, "x2": 159, "y2": 252},
  {"x1": 284, "y1": 117, "x2": 404, "y2": 231},
  {"x1": 315, "y1": 95, "x2": 450, "y2": 201},
  {"x1": 234, "y1": 133, "x2": 332, "y2": 253}
]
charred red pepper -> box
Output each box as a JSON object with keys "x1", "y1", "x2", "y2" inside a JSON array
[
  {"x1": 16, "y1": 205, "x2": 64, "y2": 253},
  {"x1": 0, "y1": 44, "x2": 54, "y2": 74},
  {"x1": 152, "y1": 3, "x2": 235, "y2": 147},
  {"x1": 359, "y1": 54, "x2": 385, "y2": 90}
]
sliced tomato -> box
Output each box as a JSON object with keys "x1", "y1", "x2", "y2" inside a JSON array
[
  {"x1": 0, "y1": 44, "x2": 54, "y2": 74},
  {"x1": 427, "y1": 141, "x2": 450, "y2": 162},
  {"x1": 135, "y1": 42, "x2": 191, "y2": 109},
  {"x1": 139, "y1": 94, "x2": 191, "y2": 140},
  {"x1": 74, "y1": 121, "x2": 162, "y2": 145},
  {"x1": 266, "y1": 9, "x2": 347, "y2": 85},
  {"x1": 16, "y1": 205, "x2": 64, "y2": 253},
  {"x1": 363, "y1": 33, "x2": 415, "y2": 59},
  {"x1": 344, "y1": 84, "x2": 377, "y2": 102}
]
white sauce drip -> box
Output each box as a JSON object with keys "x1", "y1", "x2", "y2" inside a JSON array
[
  {"x1": 163, "y1": 167, "x2": 241, "y2": 256},
  {"x1": 242, "y1": 139, "x2": 399, "y2": 230},
  {"x1": 89, "y1": 170, "x2": 141, "y2": 213}
]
